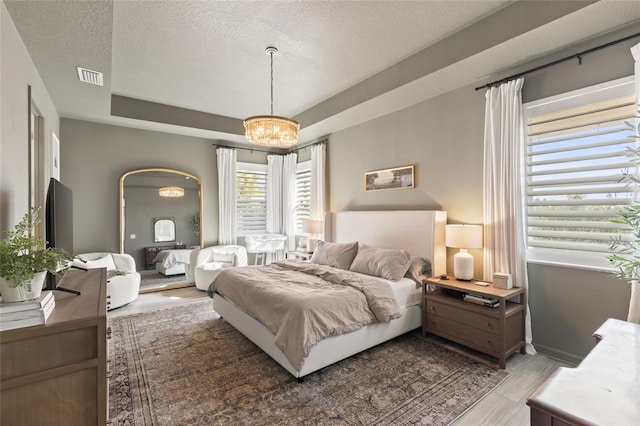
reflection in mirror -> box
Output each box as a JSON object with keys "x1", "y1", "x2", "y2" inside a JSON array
[
  {"x1": 120, "y1": 168, "x2": 203, "y2": 293},
  {"x1": 153, "y1": 218, "x2": 176, "y2": 242}
]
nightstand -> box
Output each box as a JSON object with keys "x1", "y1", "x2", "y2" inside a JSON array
[
  {"x1": 422, "y1": 275, "x2": 526, "y2": 368},
  {"x1": 285, "y1": 251, "x2": 313, "y2": 261}
]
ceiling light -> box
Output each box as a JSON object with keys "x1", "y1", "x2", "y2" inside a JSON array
[
  {"x1": 76, "y1": 66, "x2": 104, "y2": 86},
  {"x1": 158, "y1": 186, "x2": 184, "y2": 197},
  {"x1": 244, "y1": 47, "x2": 299, "y2": 148}
]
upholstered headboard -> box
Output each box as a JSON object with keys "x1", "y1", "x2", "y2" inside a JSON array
[{"x1": 324, "y1": 210, "x2": 447, "y2": 276}]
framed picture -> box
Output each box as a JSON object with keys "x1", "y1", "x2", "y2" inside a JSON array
[
  {"x1": 51, "y1": 131, "x2": 60, "y2": 180},
  {"x1": 364, "y1": 165, "x2": 415, "y2": 192}
]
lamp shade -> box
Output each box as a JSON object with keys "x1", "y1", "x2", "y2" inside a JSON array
[
  {"x1": 303, "y1": 219, "x2": 323, "y2": 234},
  {"x1": 446, "y1": 224, "x2": 483, "y2": 249}
]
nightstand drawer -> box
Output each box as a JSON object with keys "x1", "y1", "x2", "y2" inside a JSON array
[
  {"x1": 425, "y1": 300, "x2": 499, "y2": 334},
  {"x1": 425, "y1": 315, "x2": 499, "y2": 354}
]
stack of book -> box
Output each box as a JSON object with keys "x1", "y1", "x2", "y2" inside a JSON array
[
  {"x1": 0, "y1": 291, "x2": 55, "y2": 331},
  {"x1": 463, "y1": 293, "x2": 499, "y2": 308}
]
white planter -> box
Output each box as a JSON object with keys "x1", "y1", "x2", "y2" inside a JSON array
[{"x1": 0, "y1": 271, "x2": 47, "y2": 302}]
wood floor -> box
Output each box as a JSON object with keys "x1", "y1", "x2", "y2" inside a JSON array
[{"x1": 109, "y1": 286, "x2": 570, "y2": 425}]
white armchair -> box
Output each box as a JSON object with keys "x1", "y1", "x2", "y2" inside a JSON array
[
  {"x1": 73, "y1": 252, "x2": 141, "y2": 310},
  {"x1": 190, "y1": 245, "x2": 248, "y2": 291}
]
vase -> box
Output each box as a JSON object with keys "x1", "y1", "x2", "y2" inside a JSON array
[{"x1": 0, "y1": 271, "x2": 47, "y2": 302}]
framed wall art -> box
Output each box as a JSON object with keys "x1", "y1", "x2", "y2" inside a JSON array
[{"x1": 364, "y1": 165, "x2": 415, "y2": 192}]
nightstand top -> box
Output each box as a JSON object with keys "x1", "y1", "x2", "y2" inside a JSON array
[{"x1": 424, "y1": 275, "x2": 525, "y2": 299}]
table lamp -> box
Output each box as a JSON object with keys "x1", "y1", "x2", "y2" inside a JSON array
[
  {"x1": 303, "y1": 219, "x2": 323, "y2": 252},
  {"x1": 446, "y1": 224, "x2": 483, "y2": 281}
]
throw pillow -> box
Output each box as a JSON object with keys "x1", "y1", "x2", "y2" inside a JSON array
[
  {"x1": 349, "y1": 244, "x2": 411, "y2": 281},
  {"x1": 309, "y1": 241, "x2": 359, "y2": 270}
]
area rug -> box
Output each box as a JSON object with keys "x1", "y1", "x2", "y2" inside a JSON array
[{"x1": 109, "y1": 300, "x2": 509, "y2": 425}]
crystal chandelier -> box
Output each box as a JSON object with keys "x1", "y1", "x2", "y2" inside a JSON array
[
  {"x1": 158, "y1": 186, "x2": 184, "y2": 197},
  {"x1": 244, "y1": 47, "x2": 299, "y2": 148}
]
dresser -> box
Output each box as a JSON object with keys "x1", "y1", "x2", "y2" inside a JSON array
[
  {"x1": 144, "y1": 243, "x2": 187, "y2": 269},
  {"x1": 527, "y1": 318, "x2": 640, "y2": 425},
  {"x1": 0, "y1": 269, "x2": 108, "y2": 425}
]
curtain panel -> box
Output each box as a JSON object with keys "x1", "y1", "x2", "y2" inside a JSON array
[
  {"x1": 266, "y1": 155, "x2": 284, "y2": 234},
  {"x1": 216, "y1": 148, "x2": 237, "y2": 245},
  {"x1": 483, "y1": 78, "x2": 536, "y2": 354},
  {"x1": 310, "y1": 144, "x2": 326, "y2": 222}
]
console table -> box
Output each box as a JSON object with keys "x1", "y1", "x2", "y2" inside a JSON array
[
  {"x1": 527, "y1": 318, "x2": 640, "y2": 425},
  {"x1": 0, "y1": 269, "x2": 108, "y2": 425}
]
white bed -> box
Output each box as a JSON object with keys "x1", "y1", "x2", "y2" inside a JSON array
[
  {"x1": 153, "y1": 248, "x2": 193, "y2": 276},
  {"x1": 212, "y1": 210, "x2": 446, "y2": 379}
]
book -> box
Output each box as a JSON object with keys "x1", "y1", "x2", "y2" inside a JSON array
[
  {"x1": 463, "y1": 294, "x2": 499, "y2": 307},
  {"x1": 0, "y1": 290, "x2": 53, "y2": 314},
  {"x1": 0, "y1": 296, "x2": 55, "y2": 331}
]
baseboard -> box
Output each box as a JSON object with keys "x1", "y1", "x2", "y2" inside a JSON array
[{"x1": 533, "y1": 344, "x2": 582, "y2": 367}]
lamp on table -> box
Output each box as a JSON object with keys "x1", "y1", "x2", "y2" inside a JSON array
[
  {"x1": 446, "y1": 224, "x2": 483, "y2": 281},
  {"x1": 303, "y1": 219, "x2": 323, "y2": 252}
]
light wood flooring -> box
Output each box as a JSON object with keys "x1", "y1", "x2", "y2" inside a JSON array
[{"x1": 109, "y1": 286, "x2": 571, "y2": 425}]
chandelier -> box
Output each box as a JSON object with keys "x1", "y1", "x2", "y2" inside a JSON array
[
  {"x1": 158, "y1": 186, "x2": 184, "y2": 197},
  {"x1": 244, "y1": 47, "x2": 299, "y2": 148}
]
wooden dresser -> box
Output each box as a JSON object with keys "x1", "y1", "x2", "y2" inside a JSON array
[
  {"x1": 527, "y1": 318, "x2": 640, "y2": 425},
  {"x1": 0, "y1": 269, "x2": 109, "y2": 425}
]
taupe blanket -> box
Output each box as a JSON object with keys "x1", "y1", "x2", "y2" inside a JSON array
[{"x1": 209, "y1": 260, "x2": 401, "y2": 371}]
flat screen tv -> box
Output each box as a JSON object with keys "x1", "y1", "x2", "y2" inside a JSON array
[{"x1": 45, "y1": 178, "x2": 79, "y2": 294}]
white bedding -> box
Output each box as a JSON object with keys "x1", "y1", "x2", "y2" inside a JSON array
[
  {"x1": 349, "y1": 272, "x2": 421, "y2": 310},
  {"x1": 152, "y1": 249, "x2": 193, "y2": 268}
]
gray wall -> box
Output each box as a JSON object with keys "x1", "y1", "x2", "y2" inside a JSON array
[
  {"x1": 326, "y1": 27, "x2": 637, "y2": 363},
  {"x1": 60, "y1": 118, "x2": 267, "y2": 255}
]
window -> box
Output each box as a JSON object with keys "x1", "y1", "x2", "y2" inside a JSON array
[
  {"x1": 524, "y1": 76, "x2": 636, "y2": 270},
  {"x1": 295, "y1": 161, "x2": 311, "y2": 233},
  {"x1": 236, "y1": 162, "x2": 267, "y2": 236}
]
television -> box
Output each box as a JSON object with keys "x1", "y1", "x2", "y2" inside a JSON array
[{"x1": 45, "y1": 178, "x2": 79, "y2": 294}]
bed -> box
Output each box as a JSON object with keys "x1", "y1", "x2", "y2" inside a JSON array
[
  {"x1": 210, "y1": 210, "x2": 446, "y2": 379},
  {"x1": 152, "y1": 248, "x2": 193, "y2": 276}
]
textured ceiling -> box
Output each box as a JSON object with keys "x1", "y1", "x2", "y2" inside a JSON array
[{"x1": 5, "y1": 1, "x2": 640, "y2": 146}]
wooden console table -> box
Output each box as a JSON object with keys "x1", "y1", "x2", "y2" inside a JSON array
[
  {"x1": 1, "y1": 269, "x2": 108, "y2": 425},
  {"x1": 527, "y1": 318, "x2": 640, "y2": 425}
]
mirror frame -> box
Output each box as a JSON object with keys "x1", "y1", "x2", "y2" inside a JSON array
[{"x1": 119, "y1": 167, "x2": 203, "y2": 254}]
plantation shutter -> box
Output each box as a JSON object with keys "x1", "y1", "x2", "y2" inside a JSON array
[
  {"x1": 295, "y1": 162, "x2": 311, "y2": 233},
  {"x1": 236, "y1": 163, "x2": 267, "y2": 235},
  {"x1": 526, "y1": 94, "x2": 637, "y2": 260}
]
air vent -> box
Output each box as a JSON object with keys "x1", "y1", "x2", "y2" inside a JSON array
[{"x1": 76, "y1": 66, "x2": 103, "y2": 86}]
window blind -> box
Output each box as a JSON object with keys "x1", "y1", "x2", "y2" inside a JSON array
[
  {"x1": 526, "y1": 95, "x2": 637, "y2": 261},
  {"x1": 295, "y1": 162, "x2": 311, "y2": 233},
  {"x1": 236, "y1": 164, "x2": 267, "y2": 235}
]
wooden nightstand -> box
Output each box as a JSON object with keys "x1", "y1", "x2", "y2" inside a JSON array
[
  {"x1": 422, "y1": 275, "x2": 526, "y2": 368},
  {"x1": 285, "y1": 251, "x2": 313, "y2": 261}
]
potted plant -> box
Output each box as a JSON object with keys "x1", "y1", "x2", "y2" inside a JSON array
[{"x1": 0, "y1": 207, "x2": 74, "y2": 302}]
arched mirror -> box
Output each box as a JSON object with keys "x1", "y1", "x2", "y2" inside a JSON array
[{"x1": 119, "y1": 168, "x2": 203, "y2": 293}]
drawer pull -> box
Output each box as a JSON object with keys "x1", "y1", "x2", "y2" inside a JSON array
[
  {"x1": 430, "y1": 306, "x2": 436, "y2": 311},
  {"x1": 106, "y1": 370, "x2": 113, "y2": 379},
  {"x1": 106, "y1": 327, "x2": 112, "y2": 339}
]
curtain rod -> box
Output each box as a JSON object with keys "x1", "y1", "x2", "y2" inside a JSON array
[
  {"x1": 212, "y1": 138, "x2": 327, "y2": 154},
  {"x1": 475, "y1": 31, "x2": 640, "y2": 91}
]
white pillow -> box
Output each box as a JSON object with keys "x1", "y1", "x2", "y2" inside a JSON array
[{"x1": 74, "y1": 255, "x2": 117, "y2": 271}]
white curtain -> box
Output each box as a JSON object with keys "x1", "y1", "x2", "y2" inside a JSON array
[
  {"x1": 282, "y1": 153, "x2": 298, "y2": 250},
  {"x1": 483, "y1": 78, "x2": 536, "y2": 354},
  {"x1": 629, "y1": 42, "x2": 640, "y2": 324},
  {"x1": 216, "y1": 147, "x2": 237, "y2": 245},
  {"x1": 310, "y1": 143, "x2": 326, "y2": 222},
  {"x1": 266, "y1": 155, "x2": 283, "y2": 233}
]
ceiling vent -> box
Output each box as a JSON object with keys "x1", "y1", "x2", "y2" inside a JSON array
[{"x1": 76, "y1": 66, "x2": 103, "y2": 86}]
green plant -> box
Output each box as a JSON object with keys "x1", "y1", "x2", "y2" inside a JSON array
[
  {"x1": 0, "y1": 207, "x2": 74, "y2": 290},
  {"x1": 609, "y1": 114, "x2": 640, "y2": 282}
]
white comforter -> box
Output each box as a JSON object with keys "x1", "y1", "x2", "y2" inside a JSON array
[{"x1": 152, "y1": 249, "x2": 192, "y2": 268}]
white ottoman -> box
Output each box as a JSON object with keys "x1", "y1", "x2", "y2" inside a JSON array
[{"x1": 194, "y1": 262, "x2": 226, "y2": 291}]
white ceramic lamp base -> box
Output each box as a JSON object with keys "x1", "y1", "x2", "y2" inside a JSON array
[{"x1": 453, "y1": 249, "x2": 474, "y2": 281}]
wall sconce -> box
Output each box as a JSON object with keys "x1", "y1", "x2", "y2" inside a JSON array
[{"x1": 446, "y1": 224, "x2": 483, "y2": 280}]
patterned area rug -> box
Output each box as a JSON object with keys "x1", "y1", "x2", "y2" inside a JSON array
[{"x1": 109, "y1": 300, "x2": 509, "y2": 425}]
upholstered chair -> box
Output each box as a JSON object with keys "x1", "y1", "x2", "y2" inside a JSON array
[
  {"x1": 72, "y1": 252, "x2": 141, "y2": 310},
  {"x1": 190, "y1": 245, "x2": 248, "y2": 291}
]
